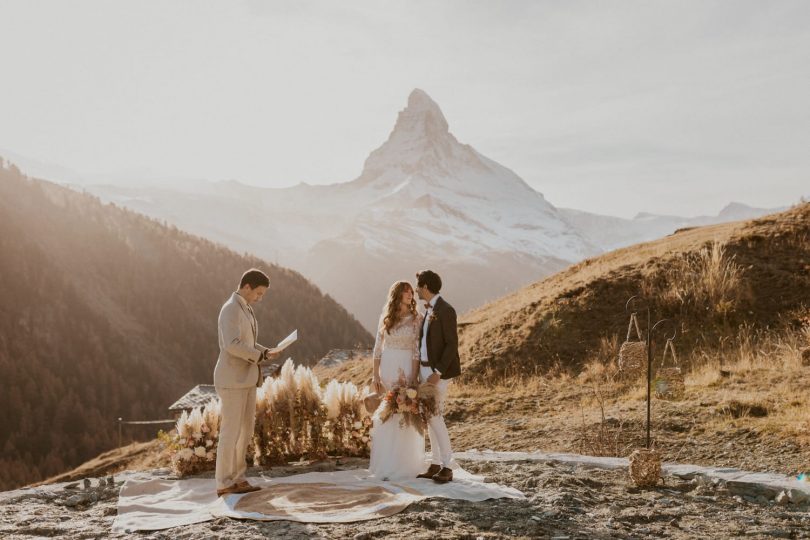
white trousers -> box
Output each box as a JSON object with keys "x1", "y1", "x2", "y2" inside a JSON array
[
  {"x1": 214, "y1": 386, "x2": 256, "y2": 490},
  {"x1": 420, "y1": 365, "x2": 454, "y2": 468}
]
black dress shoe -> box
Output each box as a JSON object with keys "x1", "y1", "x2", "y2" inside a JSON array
[
  {"x1": 432, "y1": 467, "x2": 453, "y2": 483},
  {"x1": 417, "y1": 464, "x2": 442, "y2": 479}
]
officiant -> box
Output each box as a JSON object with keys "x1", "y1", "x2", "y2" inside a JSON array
[{"x1": 213, "y1": 268, "x2": 281, "y2": 497}]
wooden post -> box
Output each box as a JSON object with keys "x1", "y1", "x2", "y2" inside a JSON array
[
  {"x1": 645, "y1": 310, "x2": 652, "y2": 449},
  {"x1": 118, "y1": 417, "x2": 122, "y2": 448}
]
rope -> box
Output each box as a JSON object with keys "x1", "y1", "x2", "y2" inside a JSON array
[
  {"x1": 626, "y1": 312, "x2": 643, "y2": 341},
  {"x1": 660, "y1": 338, "x2": 679, "y2": 368}
]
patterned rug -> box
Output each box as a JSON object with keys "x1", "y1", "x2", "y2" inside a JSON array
[{"x1": 112, "y1": 468, "x2": 524, "y2": 532}]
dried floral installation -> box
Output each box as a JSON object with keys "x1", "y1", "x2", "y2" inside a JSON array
[{"x1": 165, "y1": 359, "x2": 373, "y2": 476}]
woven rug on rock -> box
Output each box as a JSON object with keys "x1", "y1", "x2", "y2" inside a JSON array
[{"x1": 112, "y1": 468, "x2": 524, "y2": 532}]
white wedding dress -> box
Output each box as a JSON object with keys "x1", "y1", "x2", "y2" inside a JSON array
[{"x1": 368, "y1": 312, "x2": 426, "y2": 480}]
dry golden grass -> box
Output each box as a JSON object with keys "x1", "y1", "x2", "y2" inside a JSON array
[
  {"x1": 443, "y1": 318, "x2": 810, "y2": 470},
  {"x1": 652, "y1": 239, "x2": 745, "y2": 317},
  {"x1": 683, "y1": 325, "x2": 809, "y2": 436}
]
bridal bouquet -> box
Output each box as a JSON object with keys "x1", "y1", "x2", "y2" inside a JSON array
[{"x1": 377, "y1": 379, "x2": 439, "y2": 435}]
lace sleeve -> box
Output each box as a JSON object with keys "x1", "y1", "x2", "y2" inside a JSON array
[
  {"x1": 411, "y1": 312, "x2": 423, "y2": 367},
  {"x1": 372, "y1": 312, "x2": 385, "y2": 362}
]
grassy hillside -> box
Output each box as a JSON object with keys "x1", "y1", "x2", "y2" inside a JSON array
[{"x1": 459, "y1": 203, "x2": 809, "y2": 380}]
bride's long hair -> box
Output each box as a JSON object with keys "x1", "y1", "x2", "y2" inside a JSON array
[{"x1": 382, "y1": 281, "x2": 417, "y2": 334}]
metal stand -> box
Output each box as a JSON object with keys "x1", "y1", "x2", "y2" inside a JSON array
[{"x1": 625, "y1": 296, "x2": 677, "y2": 449}]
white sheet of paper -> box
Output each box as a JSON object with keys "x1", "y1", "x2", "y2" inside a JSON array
[{"x1": 269, "y1": 330, "x2": 297, "y2": 354}]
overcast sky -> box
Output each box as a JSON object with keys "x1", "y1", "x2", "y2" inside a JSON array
[{"x1": 1, "y1": 0, "x2": 808, "y2": 218}]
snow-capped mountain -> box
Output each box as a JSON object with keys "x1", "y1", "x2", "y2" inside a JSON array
[
  {"x1": 302, "y1": 89, "x2": 596, "y2": 262},
  {"x1": 59, "y1": 89, "x2": 597, "y2": 329}
]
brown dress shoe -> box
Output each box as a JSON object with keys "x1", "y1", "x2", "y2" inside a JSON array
[
  {"x1": 217, "y1": 481, "x2": 261, "y2": 497},
  {"x1": 416, "y1": 464, "x2": 442, "y2": 479},
  {"x1": 234, "y1": 480, "x2": 261, "y2": 493},
  {"x1": 432, "y1": 467, "x2": 453, "y2": 483},
  {"x1": 216, "y1": 484, "x2": 243, "y2": 497}
]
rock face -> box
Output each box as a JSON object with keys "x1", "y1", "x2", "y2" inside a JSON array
[{"x1": 2, "y1": 457, "x2": 809, "y2": 539}]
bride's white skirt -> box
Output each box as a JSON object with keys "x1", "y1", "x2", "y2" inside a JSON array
[
  {"x1": 368, "y1": 346, "x2": 426, "y2": 480},
  {"x1": 369, "y1": 413, "x2": 426, "y2": 480}
]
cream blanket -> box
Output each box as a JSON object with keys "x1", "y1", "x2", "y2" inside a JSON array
[{"x1": 112, "y1": 468, "x2": 524, "y2": 532}]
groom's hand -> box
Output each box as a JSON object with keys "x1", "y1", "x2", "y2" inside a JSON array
[{"x1": 427, "y1": 372, "x2": 441, "y2": 384}]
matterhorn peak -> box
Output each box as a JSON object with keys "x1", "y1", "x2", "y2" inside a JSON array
[
  {"x1": 405, "y1": 88, "x2": 447, "y2": 121},
  {"x1": 390, "y1": 88, "x2": 450, "y2": 139},
  {"x1": 357, "y1": 89, "x2": 461, "y2": 180}
]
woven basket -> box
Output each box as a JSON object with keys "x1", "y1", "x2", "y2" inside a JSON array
[
  {"x1": 618, "y1": 313, "x2": 647, "y2": 379},
  {"x1": 628, "y1": 448, "x2": 662, "y2": 487},
  {"x1": 653, "y1": 339, "x2": 685, "y2": 400},
  {"x1": 363, "y1": 393, "x2": 382, "y2": 415}
]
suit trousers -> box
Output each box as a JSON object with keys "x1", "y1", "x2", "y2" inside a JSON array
[
  {"x1": 214, "y1": 386, "x2": 256, "y2": 490},
  {"x1": 420, "y1": 365, "x2": 454, "y2": 468}
]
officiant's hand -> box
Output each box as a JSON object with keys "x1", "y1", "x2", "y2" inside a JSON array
[{"x1": 263, "y1": 350, "x2": 281, "y2": 362}]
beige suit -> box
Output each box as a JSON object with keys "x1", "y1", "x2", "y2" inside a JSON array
[{"x1": 214, "y1": 292, "x2": 269, "y2": 490}]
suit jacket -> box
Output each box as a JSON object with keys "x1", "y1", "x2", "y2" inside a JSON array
[
  {"x1": 419, "y1": 296, "x2": 461, "y2": 379},
  {"x1": 213, "y1": 292, "x2": 269, "y2": 389}
]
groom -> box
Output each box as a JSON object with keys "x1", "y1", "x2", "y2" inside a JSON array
[
  {"x1": 213, "y1": 268, "x2": 280, "y2": 497},
  {"x1": 415, "y1": 270, "x2": 461, "y2": 483}
]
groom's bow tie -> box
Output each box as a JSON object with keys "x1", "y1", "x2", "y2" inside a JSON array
[{"x1": 423, "y1": 302, "x2": 431, "y2": 310}]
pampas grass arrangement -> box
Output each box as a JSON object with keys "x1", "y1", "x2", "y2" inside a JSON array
[
  {"x1": 165, "y1": 359, "x2": 375, "y2": 476},
  {"x1": 253, "y1": 359, "x2": 371, "y2": 465},
  {"x1": 323, "y1": 379, "x2": 372, "y2": 456},
  {"x1": 162, "y1": 398, "x2": 221, "y2": 476}
]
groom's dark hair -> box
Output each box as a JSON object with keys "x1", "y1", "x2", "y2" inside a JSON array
[
  {"x1": 416, "y1": 270, "x2": 442, "y2": 294},
  {"x1": 239, "y1": 268, "x2": 270, "y2": 289}
]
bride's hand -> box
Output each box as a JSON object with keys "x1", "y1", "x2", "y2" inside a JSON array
[{"x1": 372, "y1": 375, "x2": 383, "y2": 394}]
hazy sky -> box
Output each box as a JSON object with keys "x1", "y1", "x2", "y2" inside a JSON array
[{"x1": 1, "y1": 0, "x2": 808, "y2": 218}]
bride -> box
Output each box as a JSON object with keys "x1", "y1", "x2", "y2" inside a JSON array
[{"x1": 368, "y1": 280, "x2": 425, "y2": 480}]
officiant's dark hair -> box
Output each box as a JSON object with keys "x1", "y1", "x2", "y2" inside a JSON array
[
  {"x1": 416, "y1": 270, "x2": 442, "y2": 294},
  {"x1": 240, "y1": 268, "x2": 270, "y2": 289}
]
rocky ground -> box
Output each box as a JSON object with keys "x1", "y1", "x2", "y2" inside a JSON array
[{"x1": 2, "y1": 456, "x2": 810, "y2": 539}]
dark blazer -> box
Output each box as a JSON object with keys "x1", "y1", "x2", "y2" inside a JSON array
[{"x1": 419, "y1": 296, "x2": 461, "y2": 379}]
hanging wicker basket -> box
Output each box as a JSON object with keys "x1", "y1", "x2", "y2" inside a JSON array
[
  {"x1": 618, "y1": 313, "x2": 647, "y2": 379},
  {"x1": 628, "y1": 448, "x2": 662, "y2": 487},
  {"x1": 653, "y1": 339, "x2": 685, "y2": 400},
  {"x1": 363, "y1": 393, "x2": 381, "y2": 415}
]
